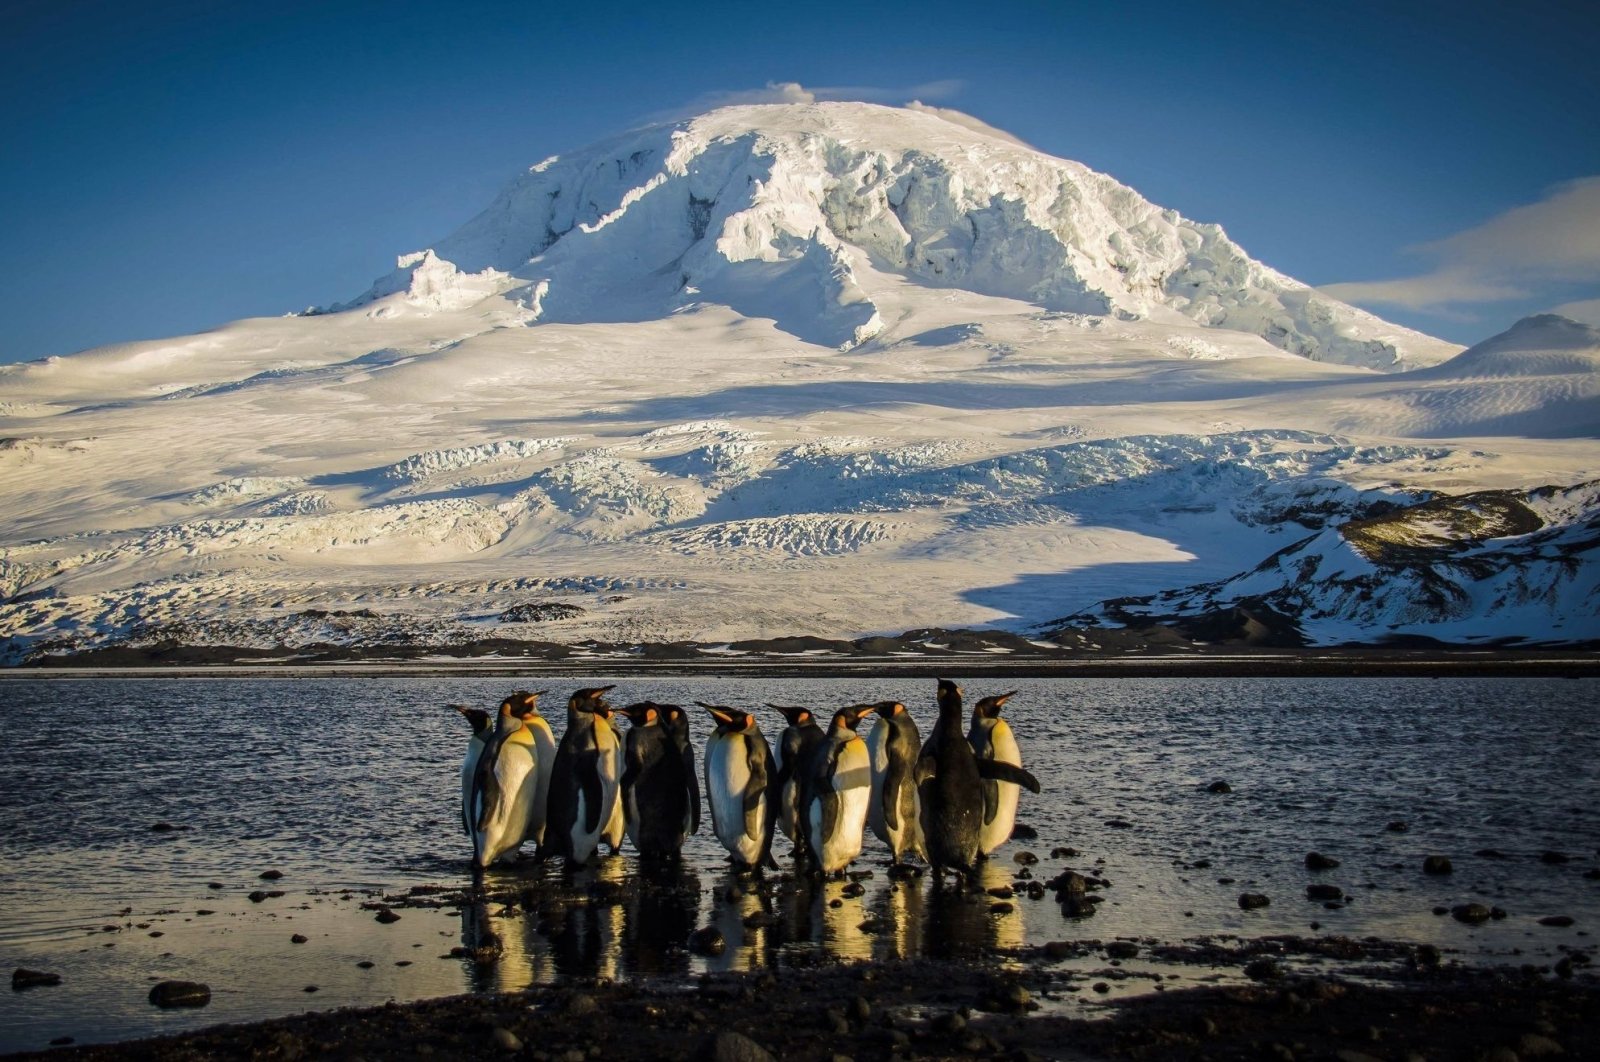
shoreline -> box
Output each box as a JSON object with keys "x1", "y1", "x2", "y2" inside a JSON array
[{"x1": 6, "y1": 648, "x2": 1599, "y2": 680}]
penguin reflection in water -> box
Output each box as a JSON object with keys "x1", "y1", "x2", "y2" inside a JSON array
[
  {"x1": 803, "y1": 703, "x2": 878, "y2": 875},
  {"x1": 700, "y1": 703, "x2": 779, "y2": 872},
  {"x1": 466, "y1": 695, "x2": 543, "y2": 874},
  {"x1": 545, "y1": 686, "x2": 623, "y2": 867},
  {"x1": 917, "y1": 680, "x2": 1040, "y2": 884},
  {"x1": 768, "y1": 704, "x2": 824, "y2": 861},
  {"x1": 618, "y1": 702, "x2": 696, "y2": 860}
]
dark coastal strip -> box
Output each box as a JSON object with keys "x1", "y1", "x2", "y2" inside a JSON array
[
  {"x1": 6, "y1": 647, "x2": 1599, "y2": 680},
  {"x1": 10, "y1": 955, "x2": 1597, "y2": 1061}
]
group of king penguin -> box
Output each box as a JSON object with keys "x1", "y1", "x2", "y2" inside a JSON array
[{"x1": 454, "y1": 679, "x2": 1040, "y2": 883}]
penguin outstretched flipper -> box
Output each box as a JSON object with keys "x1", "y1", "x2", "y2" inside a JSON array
[{"x1": 976, "y1": 759, "x2": 1040, "y2": 793}]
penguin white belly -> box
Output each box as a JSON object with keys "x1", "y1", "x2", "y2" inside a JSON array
[
  {"x1": 526, "y1": 719, "x2": 557, "y2": 846},
  {"x1": 460, "y1": 735, "x2": 486, "y2": 836},
  {"x1": 977, "y1": 721, "x2": 1023, "y2": 856},
  {"x1": 707, "y1": 735, "x2": 761, "y2": 865},
  {"x1": 601, "y1": 729, "x2": 625, "y2": 850},
  {"x1": 570, "y1": 731, "x2": 622, "y2": 864},
  {"x1": 813, "y1": 740, "x2": 871, "y2": 873},
  {"x1": 476, "y1": 740, "x2": 537, "y2": 867},
  {"x1": 864, "y1": 719, "x2": 891, "y2": 846}
]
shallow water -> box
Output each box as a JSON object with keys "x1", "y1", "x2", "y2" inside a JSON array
[{"x1": 1, "y1": 675, "x2": 1596, "y2": 1051}]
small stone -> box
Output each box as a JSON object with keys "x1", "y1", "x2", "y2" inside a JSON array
[
  {"x1": 1106, "y1": 941, "x2": 1139, "y2": 959},
  {"x1": 302, "y1": 985, "x2": 318, "y2": 993},
  {"x1": 1477, "y1": 848, "x2": 1509, "y2": 859},
  {"x1": 849, "y1": 995, "x2": 871, "y2": 1023},
  {"x1": 1305, "y1": 852, "x2": 1340, "y2": 870},
  {"x1": 1050, "y1": 846, "x2": 1078, "y2": 858},
  {"x1": 12, "y1": 968, "x2": 62, "y2": 989},
  {"x1": 1244, "y1": 958, "x2": 1282, "y2": 981},
  {"x1": 990, "y1": 901, "x2": 1014, "y2": 915},
  {"x1": 149, "y1": 822, "x2": 177, "y2": 832},
  {"x1": 259, "y1": 869, "x2": 284, "y2": 880},
  {"x1": 290, "y1": 933, "x2": 308, "y2": 944},
  {"x1": 1059, "y1": 895, "x2": 1097, "y2": 918},
  {"x1": 1452, "y1": 903, "x2": 1493, "y2": 924},
  {"x1": 1092, "y1": 981, "x2": 1110, "y2": 994},
  {"x1": 565, "y1": 992, "x2": 599, "y2": 1017},
  {"x1": 1517, "y1": 1033, "x2": 1564, "y2": 1057},
  {"x1": 1011, "y1": 823, "x2": 1039, "y2": 840},
  {"x1": 1539, "y1": 915, "x2": 1575, "y2": 927},
  {"x1": 932, "y1": 1010, "x2": 966, "y2": 1034},
  {"x1": 1239, "y1": 893, "x2": 1271, "y2": 910},
  {"x1": 207, "y1": 882, "x2": 224, "y2": 889},
  {"x1": 1306, "y1": 884, "x2": 1344, "y2": 901},
  {"x1": 1013, "y1": 850, "x2": 1038, "y2": 865},
  {"x1": 689, "y1": 926, "x2": 725, "y2": 956},
  {"x1": 840, "y1": 881, "x2": 865, "y2": 897},
  {"x1": 247, "y1": 890, "x2": 270, "y2": 903},
  {"x1": 1385, "y1": 820, "x2": 1408, "y2": 832},
  {"x1": 356, "y1": 960, "x2": 375, "y2": 969},
  {"x1": 1540, "y1": 851, "x2": 1570, "y2": 865},
  {"x1": 1206, "y1": 780, "x2": 1232, "y2": 794},
  {"x1": 492, "y1": 1027, "x2": 523, "y2": 1052},
  {"x1": 374, "y1": 907, "x2": 401, "y2": 924},
  {"x1": 1422, "y1": 855, "x2": 1453, "y2": 875},
  {"x1": 706, "y1": 1029, "x2": 776, "y2": 1062},
  {"x1": 1104, "y1": 818, "x2": 1132, "y2": 829},
  {"x1": 149, "y1": 980, "x2": 211, "y2": 1007}
]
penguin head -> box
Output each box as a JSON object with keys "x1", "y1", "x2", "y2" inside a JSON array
[
  {"x1": 936, "y1": 679, "x2": 964, "y2": 710},
  {"x1": 508, "y1": 690, "x2": 548, "y2": 719},
  {"x1": 767, "y1": 703, "x2": 815, "y2": 727},
  {"x1": 619, "y1": 701, "x2": 662, "y2": 726},
  {"x1": 451, "y1": 705, "x2": 492, "y2": 736},
  {"x1": 972, "y1": 691, "x2": 1016, "y2": 720},
  {"x1": 876, "y1": 700, "x2": 908, "y2": 719},
  {"x1": 830, "y1": 703, "x2": 877, "y2": 733},
  {"x1": 566, "y1": 685, "x2": 616, "y2": 717},
  {"x1": 698, "y1": 702, "x2": 754, "y2": 733}
]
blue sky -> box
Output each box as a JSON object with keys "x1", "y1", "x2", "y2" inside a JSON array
[{"x1": 2, "y1": 0, "x2": 1597, "y2": 364}]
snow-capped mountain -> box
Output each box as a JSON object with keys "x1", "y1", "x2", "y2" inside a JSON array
[{"x1": 1, "y1": 103, "x2": 1596, "y2": 663}]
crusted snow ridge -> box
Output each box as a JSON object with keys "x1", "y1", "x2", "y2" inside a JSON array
[
  {"x1": 362, "y1": 102, "x2": 1457, "y2": 369},
  {"x1": 653, "y1": 514, "x2": 900, "y2": 557},
  {"x1": 380, "y1": 437, "x2": 574, "y2": 485}
]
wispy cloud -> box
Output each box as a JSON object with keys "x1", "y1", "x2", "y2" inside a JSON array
[
  {"x1": 1321, "y1": 176, "x2": 1600, "y2": 311},
  {"x1": 644, "y1": 80, "x2": 966, "y2": 125},
  {"x1": 1550, "y1": 297, "x2": 1600, "y2": 327}
]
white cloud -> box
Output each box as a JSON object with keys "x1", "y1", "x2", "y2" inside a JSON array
[
  {"x1": 903, "y1": 100, "x2": 1034, "y2": 148},
  {"x1": 1550, "y1": 297, "x2": 1600, "y2": 327},
  {"x1": 1321, "y1": 176, "x2": 1600, "y2": 311}
]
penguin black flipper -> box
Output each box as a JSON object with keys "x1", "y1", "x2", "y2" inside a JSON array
[
  {"x1": 579, "y1": 748, "x2": 606, "y2": 834},
  {"x1": 976, "y1": 759, "x2": 1041, "y2": 793},
  {"x1": 882, "y1": 722, "x2": 907, "y2": 833},
  {"x1": 742, "y1": 737, "x2": 769, "y2": 846},
  {"x1": 759, "y1": 743, "x2": 780, "y2": 869},
  {"x1": 472, "y1": 733, "x2": 508, "y2": 833},
  {"x1": 684, "y1": 743, "x2": 701, "y2": 835}
]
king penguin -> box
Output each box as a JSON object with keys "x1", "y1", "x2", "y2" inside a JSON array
[
  {"x1": 700, "y1": 703, "x2": 778, "y2": 872},
  {"x1": 545, "y1": 686, "x2": 622, "y2": 867},
  {"x1": 767, "y1": 704, "x2": 824, "y2": 857},
  {"x1": 968, "y1": 690, "x2": 1026, "y2": 857},
  {"x1": 618, "y1": 701, "x2": 691, "y2": 859},
  {"x1": 866, "y1": 700, "x2": 927, "y2": 866},
  {"x1": 660, "y1": 703, "x2": 700, "y2": 840},
  {"x1": 467, "y1": 695, "x2": 541, "y2": 873},
  {"x1": 917, "y1": 680, "x2": 1040, "y2": 882},
  {"x1": 506, "y1": 690, "x2": 557, "y2": 854},
  {"x1": 452, "y1": 705, "x2": 493, "y2": 838},
  {"x1": 804, "y1": 703, "x2": 877, "y2": 875}
]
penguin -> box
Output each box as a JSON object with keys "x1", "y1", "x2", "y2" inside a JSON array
[
  {"x1": 767, "y1": 703, "x2": 824, "y2": 855},
  {"x1": 804, "y1": 703, "x2": 877, "y2": 875},
  {"x1": 467, "y1": 695, "x2": 541, "y2": 872},
  {"x1": 618, "y1": 701, "x2": 691, "y2": 859},
  {"x1": 700, "y1": 703, "x2": 779, "y2": 871},
  {"x1": 544, "y1": 685, "x2": 623, "y2": 867},
  {"x1": 865, "y1": 700, "x2": 927, "y2": 866},
  {"x1": 659, "y1": 703, "x2": 701, "y2": 839},
  {"x1": 452, "y1": 704, "x2": 493, "y2": 838},
  {"x1": 505, "y1": 690, "x2": 556, "y2": 852},
  {"x1": 916, "y1": 679, "x2": 1039, "y2": 881},
  {"x1": 967, "y1": 690, "x2": 1025, "y2": 857}
]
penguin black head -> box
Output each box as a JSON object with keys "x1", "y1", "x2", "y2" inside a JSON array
[
  {"x1": 567, "y1": 685, "x2": 616, "y2": 720},
  {"x1": 508, "y1": 690, "x2": 548, "y2": 719},
  {"x1": 452, "y1": 705, "x2": 492, "y2": 735},
  {"x1": 767, "y1": 703, "x2": 815, "y2": 727},
  {"x1": 620, "y1": 701, "x2": 663, "y2": 726},
  {"x1": 936, "y1": 679, "x2": 963, "y2": 706},
  {"x1": 830, "y1": 703, "x2": 878, "y2": 732},
  {"x1": 972, "y1": 691, "x2": 1017, "y2": 720},
  {"x1": 698, "y1": 701, "x2": 754, "y2": 732}
]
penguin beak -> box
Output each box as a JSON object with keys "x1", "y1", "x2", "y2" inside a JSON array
[{"x1": 700, "y1": 704, "x2": 735, "y2": 727}]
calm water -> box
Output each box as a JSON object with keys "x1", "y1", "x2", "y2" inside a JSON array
[{"x1": 1, "y1": 675, "x2": 1597, "y2": 1051}]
